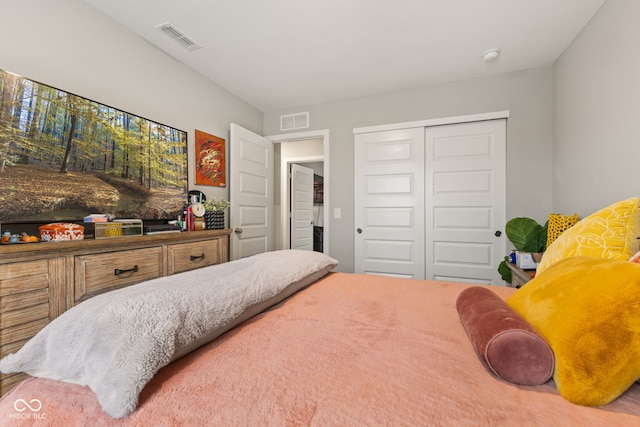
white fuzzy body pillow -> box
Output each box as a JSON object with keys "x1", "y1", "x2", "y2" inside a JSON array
[{"x1": 0, "y1": 249, "x2": 337, "y2": 418}]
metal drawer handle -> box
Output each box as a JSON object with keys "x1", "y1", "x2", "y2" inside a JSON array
[
  {"x1": 114, "y1": 265, "x2": 139, "y2": 276},
  {"x1": 190, "y1": 253, "x2": 205, "y2": 261}
]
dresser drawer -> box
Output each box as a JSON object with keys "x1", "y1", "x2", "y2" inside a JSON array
[
  {"x1": 0, "y1": 259, "x2": 61, "y2": 345},
  {"x1": 74, "y1": 247, "x2": 163, "y2": 302},
  {"x1": 0, "y1": 260, "x2": 49, "y2": 296},
  {"x1": 167, "y1": 239, "x2": 223, "y2": 275},
  {"x1": 0, "y1": 258, "x2": 66, "y2": 396}
]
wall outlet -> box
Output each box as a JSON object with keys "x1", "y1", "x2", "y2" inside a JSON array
[{"x1": 333, "y1": 208, "x2": 341, "y2": 219}]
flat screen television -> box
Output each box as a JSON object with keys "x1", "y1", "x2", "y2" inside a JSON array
[{"x1": 0, "y1": 69, "x2": 188, "y2": 234}]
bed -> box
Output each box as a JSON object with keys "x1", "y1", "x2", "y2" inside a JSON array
[
  {"x1": 4, "y1": 195, "x2": 640, "y2": 425},
  {"x1": 2, "y1": 243, "x2": 640, "y2": 426}
]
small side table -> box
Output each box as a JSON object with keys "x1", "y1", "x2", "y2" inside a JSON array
[{"x1": 506, "y1": 263, "x2": 536, "y2": 288}]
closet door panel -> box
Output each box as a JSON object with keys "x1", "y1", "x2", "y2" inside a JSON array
[
  {"x1": 354, "y1": 128, "x2": 425, "y2": 279},
  {"x1": 425, "y1": 119, "x2": 506, "y2": 284}
]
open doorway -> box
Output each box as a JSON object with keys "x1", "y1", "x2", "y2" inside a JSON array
[{"x1": 268, "y1": 130, "x2": 329, "y2": 254}]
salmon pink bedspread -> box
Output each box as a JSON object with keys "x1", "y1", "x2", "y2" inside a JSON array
[{"x1": 2, "y1": 272, "x2": 640, "y2": 426}]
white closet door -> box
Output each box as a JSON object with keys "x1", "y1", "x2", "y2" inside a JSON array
[
  {"x1": 425, "y1": 119, "x2": 506, "y2": 285},
  {"x1": 354, "y1": 128, "x2": 425, "y2": 279},
  {"x1": 290, "y1": 163, "x2": 314, "y2": 250}
]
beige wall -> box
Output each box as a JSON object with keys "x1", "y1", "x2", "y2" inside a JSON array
[
  {"x1": 554, "y1": 0, "x2": 640, "y2": 216},
  {"x1": 0, "y1": 0, "x2": 263, "y2": 205},
  {"x1": 265, "y1": 67, "x2": 555, "y2": 272}
]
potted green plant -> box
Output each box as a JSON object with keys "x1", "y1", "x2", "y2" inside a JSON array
[
  {"x1": 202, "y1": 198, "x2": 230, "y2": 229},
  {"x1": 498, "y1": 217, "x2": 547, "y2": 283}
]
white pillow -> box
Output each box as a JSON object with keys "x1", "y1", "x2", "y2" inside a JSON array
[{"x1": 0, "y1": 249, "x2": 337, "y2": 418}]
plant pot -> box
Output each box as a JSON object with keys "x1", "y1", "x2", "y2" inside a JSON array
[
  {"x1": 532, "y1": 252, "x2": 544, "y2": 263},
  {"x1": 204, "y1": 211, "x2": 225, "y2": 229}
]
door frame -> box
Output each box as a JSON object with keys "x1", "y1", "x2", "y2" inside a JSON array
[
  {"x1": 267, "y1": 129, "x2": 330, "y2": 255},
  {"x1": 353, "y1": 111, "x2": 510, "y2": 134}
]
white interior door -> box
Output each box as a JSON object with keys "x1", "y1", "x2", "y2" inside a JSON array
[
  {"x1": 425, "y1": 119, "x2": 506, "y2": 285},
  {"x1": 354, "y1": 128, "x2": 425, "y2": 279},
  {"x1": 230, "y1": 123, "x2": 273, "y2": 260},
  {"x1": 290, "y1": 163, "x2": 314, "y2": 250}
]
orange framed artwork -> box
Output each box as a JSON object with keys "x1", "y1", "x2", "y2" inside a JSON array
[{"x1": 195, "y1": 130, "x2": 226, "y2": 187}]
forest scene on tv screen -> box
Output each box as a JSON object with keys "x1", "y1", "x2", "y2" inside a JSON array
[{"x1": 0, "y1": 70, "x2": 188, "y2": 223}]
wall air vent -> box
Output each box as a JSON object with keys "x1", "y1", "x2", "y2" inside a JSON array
[
  {"x1": 155, "y1": 22, "x2": 202, "y2": 51},
  {"x1": 280, "y1": 112, "x2": 310, "y2": 131}
]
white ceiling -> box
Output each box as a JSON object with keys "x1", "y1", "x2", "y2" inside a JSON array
[{"x1": 82, "y1": 0, "x2": 606, "y2": 112}]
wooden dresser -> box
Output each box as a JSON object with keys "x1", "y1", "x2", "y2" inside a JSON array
[{"x1": 0, "y1": 229, "x2": 230, "y2": 395}]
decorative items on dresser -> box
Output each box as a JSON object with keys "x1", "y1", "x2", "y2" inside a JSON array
[
  {"x1": 0, "y1": 229, "x2": 231, "y2": 395},
  {"x1": 202, "y1": 197, "x2": 230, "y2": 230},
  {"x1": 204, "y1": 211, "x2": 225, "y2": 230}
]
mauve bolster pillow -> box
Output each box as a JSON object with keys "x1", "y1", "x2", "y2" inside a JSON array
[{"x1": 456, "y1": 286, "x2": 554, "y2": 386}]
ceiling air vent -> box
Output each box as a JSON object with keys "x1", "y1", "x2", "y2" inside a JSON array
[
  {"x1": 280, "y1": 112, "x2": 310, "y2": 131},
  {"x1": 155, "y1": 22, "x2": 202, "y2": 51}
]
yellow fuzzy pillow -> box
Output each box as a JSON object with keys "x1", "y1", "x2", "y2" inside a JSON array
[
  {"x1": 507, "y1": 257, "x2": 640, "y2": 406},
  {"x1": 537, "y1": 197, "x2": 640, "y2": 274},
  {"x1": 546, "y1": 213, "x2": 578, "y2": 248}
]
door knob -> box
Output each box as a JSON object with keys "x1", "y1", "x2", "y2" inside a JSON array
[
  {"x1": 356, "y1": 228, "x2": 362, "y2": 234},
  {"x1": 494, "y1": 230, "x2": 502, "y2": 237},
  {"x1": 234, "y1": 227, "x2": 243, "y2": 235}
]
